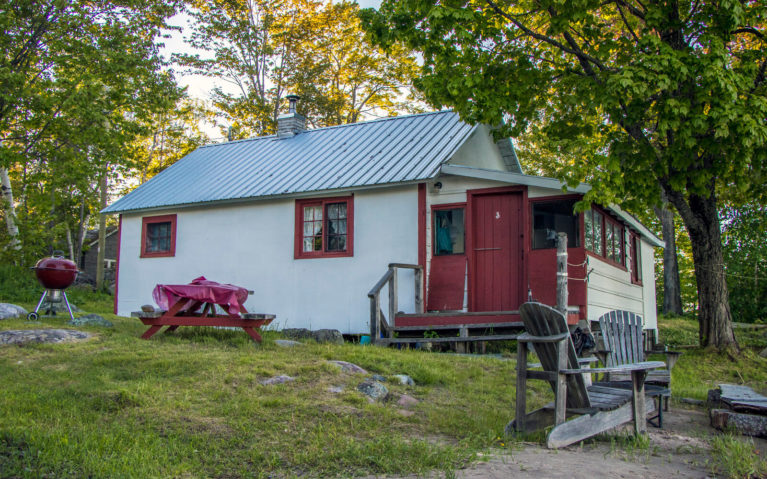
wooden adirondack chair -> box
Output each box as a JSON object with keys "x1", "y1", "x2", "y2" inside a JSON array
[
  {"x1": 596, "y1": 310, "x2": 681, "y2": 412},
  {"x1": 508, "y1": 302, "x2": 666, "y2": 449}
]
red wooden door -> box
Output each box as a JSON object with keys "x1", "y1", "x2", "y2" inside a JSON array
[{"x1": 470, "y1": 192, "x2": 523, "y2": 311}]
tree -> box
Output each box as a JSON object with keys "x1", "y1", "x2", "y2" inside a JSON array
[
  {"x1": 177, "y1": 0, "x2": 422, "y2": 137},
  {"x1": 0, "y1": 0, "x2": 184, "y2": 265},
  {"x1": 362, "y1": 0, "x2": 767, "y2": 350}
]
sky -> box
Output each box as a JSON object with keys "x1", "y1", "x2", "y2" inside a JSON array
[{"x1": 161, "y1": 0, "x2": 384, "y2": 109}]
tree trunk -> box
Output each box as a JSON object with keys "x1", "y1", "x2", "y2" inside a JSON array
[
  {"x1": 95, "y1": 169, "x2": 108, "y2": 291},
  {"x1": 654, "y1": 200, "x2": 683, "y2": 315},
  {"x1": 0, "y1": 166, "x2": 21, "y2": 251},
  {"x1": 667, "y1": 188, "x2": 739, "y2": 350}
]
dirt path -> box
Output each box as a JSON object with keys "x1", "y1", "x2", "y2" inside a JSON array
[{"x1": 366, "y1": 407, "x2": 765, "y2": 478}]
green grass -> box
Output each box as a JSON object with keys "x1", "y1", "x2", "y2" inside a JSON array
[
  {"x1": 657, "y1": 315, "x2": 767, "y2": 400},
  {"x1": 0, "y1": 308, "x2": 550, "y2": 478},
  {"x1": 2, "y1": 304, "x2": 766, "y2": 478},
  {"x1": 710, "y1": 434, "x2": 767, "y2": 479}
]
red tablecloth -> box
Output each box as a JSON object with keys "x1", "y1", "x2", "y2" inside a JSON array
[{"x1": 152, "y1": 276, "x2": 249, "y2": 315}]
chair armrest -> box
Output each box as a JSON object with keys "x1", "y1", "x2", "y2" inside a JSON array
[
  {"x1": 517, "y1": 332, "x2": 570, "y2": 343},
  {"x1": 559, "y1": 360, "x2": 666, "y2": 375},
  {"x1": 527, "y1": 357, "x2": 597, "y2": 369},
  {"x1": 644, "y1": 350, "x2": 682, "y2": 371}
]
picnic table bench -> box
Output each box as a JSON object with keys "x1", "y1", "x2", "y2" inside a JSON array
[{"x1": 132, "y1": 277, "x2": 275, "y2": 343}]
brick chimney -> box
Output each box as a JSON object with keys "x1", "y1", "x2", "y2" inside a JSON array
[{"x1": 277, "y1": 94, "x2": 305, "y2": 137}]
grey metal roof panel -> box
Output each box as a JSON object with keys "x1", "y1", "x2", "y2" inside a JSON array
[{"x1": 104, "y1": 110, "x2": 475, "y2": 213}]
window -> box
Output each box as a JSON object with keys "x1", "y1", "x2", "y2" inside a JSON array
[
  {"x1": 433, "y1": 207, "x2": 465, "y2": 255},
  {"x1": 585, "y1": 207, "x2": 626, "y2": 267},
  {"x1": 630, "y1": 233, "x2": 642, "y2": 284},
  {"x1": 295, "y1": 196, "x2": 353, "y2": 259},
  {"x1": 531, "y1": 199, "x2": 580, "y2": 249},
  {"x1": 140, "y1": 214, "x2": 176, "y2": 258}
]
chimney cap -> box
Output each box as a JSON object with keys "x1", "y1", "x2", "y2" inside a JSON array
[{"x1": 286, "y1": 94, "x2": 300, "y2": 115}]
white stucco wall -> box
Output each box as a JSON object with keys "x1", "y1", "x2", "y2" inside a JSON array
[{"x1": 116, "y1": 186, "x2": 418, "y2": 334}]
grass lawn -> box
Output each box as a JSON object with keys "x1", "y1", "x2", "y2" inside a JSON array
[{"x1": 1, "y1": 296, "x2": 765, "y2": 478}]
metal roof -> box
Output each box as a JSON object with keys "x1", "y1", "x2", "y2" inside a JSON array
[{"x1": 103, "y1": 110, "x2": 475, "y2": 213}]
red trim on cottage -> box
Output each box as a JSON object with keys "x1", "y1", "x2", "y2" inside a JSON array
[
  {"x1": 418, "y1": 184, "x2": 427, "y2": 305},
  {"x1": 294, "y1": 195, "x2": 354, "y2": 259},
  {"x1": 630, "y1": 231, "x2": 643, "y2": 285},
  {"x1": 140, "y1": 214, "x2": 176, "y2": 258},
  {"x1": 114, "y1": 214, "x2": 122, "y2": 315}
]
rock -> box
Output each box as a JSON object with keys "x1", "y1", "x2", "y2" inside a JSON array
[
  {"x1": 0, "y1": 329, "x2": 91, "y2": 345},
  {"x1": 140, "y1": 304, "x2": 155, "y2": 312},
  {"x1": 397, "y1": 409, "x2": 415, "y2": 417},
  {"x1": 68, "y1": 314, "x2": 113, "y2": 328},
  {"x1": 760, "y1": 346, "x2": 767, "y2": 358},
  {"x1": 371, "y1": 374, "x2": 387, "y2": 382},
  {"x1": 274, "y1": 339, "x2": 303, "y2": 348},
  {"x1": 393, "y1": 374, "x2": 415, "y2": 386},
  {"x1": 282, "y1": 328, "x2": 313, "y2": 341},
  {"x1": 282, "y1": 328, "x2": 343, "y2": 344},
  {"x1": 312, "y1": 329, "x2": 344, "y2": 344},
  {"x1": 260, "y1": 375, "x2": 296, "y2": 386},
  {"x1": 357, "y1": 380, "x2": 388, "y2": 402},
  {"x1": 710, "y1": 409, "x2": 767, "y2": 438},
  {"x1": 328, "y1": 386, "x2": 344, "y2": 394},
  {"x1": 329, "y1": 360, "x2": 368, "y2": 374},
  {"x1": 0, "y1": 303, "x2": 28, "y2": 320},
  {"x1": 396, "y1": 394, "x2": 419, "y2": 408}
]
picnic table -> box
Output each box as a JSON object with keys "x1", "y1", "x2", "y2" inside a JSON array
[{"x1": 132, "y1": 277, "x2": 275, "y2": 343}]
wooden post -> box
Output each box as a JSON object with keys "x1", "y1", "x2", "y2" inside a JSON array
[
  {"x1": 370, "y1": 293, "x2": 380, "y2": 344},
  {"x1": 515, "y1": 340, "x2": 528, "y2": 432},
  {"x1": 556, "y1": 233, "x2": 568, "y2": 318},
  {"x1": 555, "y1": 338, "x2": 568, "y2": 426},
  {"x1": 388, "y1": 267, "x2": 397, "y2": 337},
  {"x1": 414, "y1": 267, "x2": 423, "y2": 313},
  {"x1": 631, "y1": 369, "x2": 648, "y2": 435}
]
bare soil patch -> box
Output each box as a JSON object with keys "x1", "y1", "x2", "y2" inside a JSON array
[{"x1": 362, "y1": 406, "x2": 766, "y2": 478}]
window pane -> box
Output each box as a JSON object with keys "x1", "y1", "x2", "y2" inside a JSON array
[
  {"x1": 327, "y1": 203, "x2": 338, "y2": 219},
  {"x1": 531, "y1": 200, "x2": 580, "y2": 249},
  {"x1": 585, "y1": 210, "x2": 594, "y2": 252},
  {"x1": 147, "y1": 222, "x2": 171, "y2": 253},
  {"x1": 615, "y1": 227, "x2": 623, "y2": 264},
  {"x1": 303, "y1": 238, "x2": 313, "y2": 252},
  {"x1": 606, "y1": 224, "x2": 614, "y2": 260},
  {"x1": 593, "y1": 211, "x2": 603, "y2": 255},
  {"x1": 304, "y1": 207, "x2": 314, "y2": 221},
  {"x1": 304, "y1": 222, "x2": 314, "y2": 236},
  {"x1": 433, "y1": 208, "x2": 465, "y2": 255}
]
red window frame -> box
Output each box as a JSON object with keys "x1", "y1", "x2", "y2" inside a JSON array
[
  {"x1": 140, "y1": 214, "x2": 177, "y2": 258},
  {"x1": 431, "y1": 202, "x2": 466, "y2": 256},
  {"x1": 294, "y1": 196, "x2": 354, "y2": 259},
  {"x1": 584, "y1": 206, "x2": 626, "y2": 270},
  {"x1": 630, "y1": 232, "x2": 643, "y2": 285}
]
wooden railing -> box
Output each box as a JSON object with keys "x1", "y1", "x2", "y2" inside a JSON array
[{"x1": 367, "y1": 263, "x2": 424, "y2": 344}]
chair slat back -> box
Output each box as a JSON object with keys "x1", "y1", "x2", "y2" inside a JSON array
[
  {"x1": 598, "y1": 310, "x2": 644, "y2": 367},
  {"x1": 519, "y1": 302, "x2": 591, "y2": 409}
]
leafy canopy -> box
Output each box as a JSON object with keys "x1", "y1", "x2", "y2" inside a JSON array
[{"x1": 361, "y1": 0, "x2": 767, "y2": 211}]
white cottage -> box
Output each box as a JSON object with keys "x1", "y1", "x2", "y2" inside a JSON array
[{"x1": 104, "y1": 103, "x2": 663, "y2": 337}]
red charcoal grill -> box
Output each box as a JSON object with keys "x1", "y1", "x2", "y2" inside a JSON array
[{"x1": 28, "y1": 253, "x2": 79, "y2": 321}]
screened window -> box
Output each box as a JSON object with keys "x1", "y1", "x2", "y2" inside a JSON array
[
  {"x1": 141, "y1": 214, "x2": 176, "y2": 258},
  {"x1": 585, "y1": 207, "x2": 626, "y2": 266},
  {"x1": 295, "y1": 197, "x2": 353, "y2": 258},
  {"x1": 532, "y1": 200, "x2": 579, "y2": 249},
  {"x1": 433, "y1": 208, "x2": 465, "y2": 255}
]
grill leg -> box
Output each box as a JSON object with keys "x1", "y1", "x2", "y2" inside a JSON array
[
  {"x1": 33, "y1": 291, "x2": 48, "y2": 314},
  {"x1": 62, "y1": 292, "x2": 75, "y2": 321}
]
